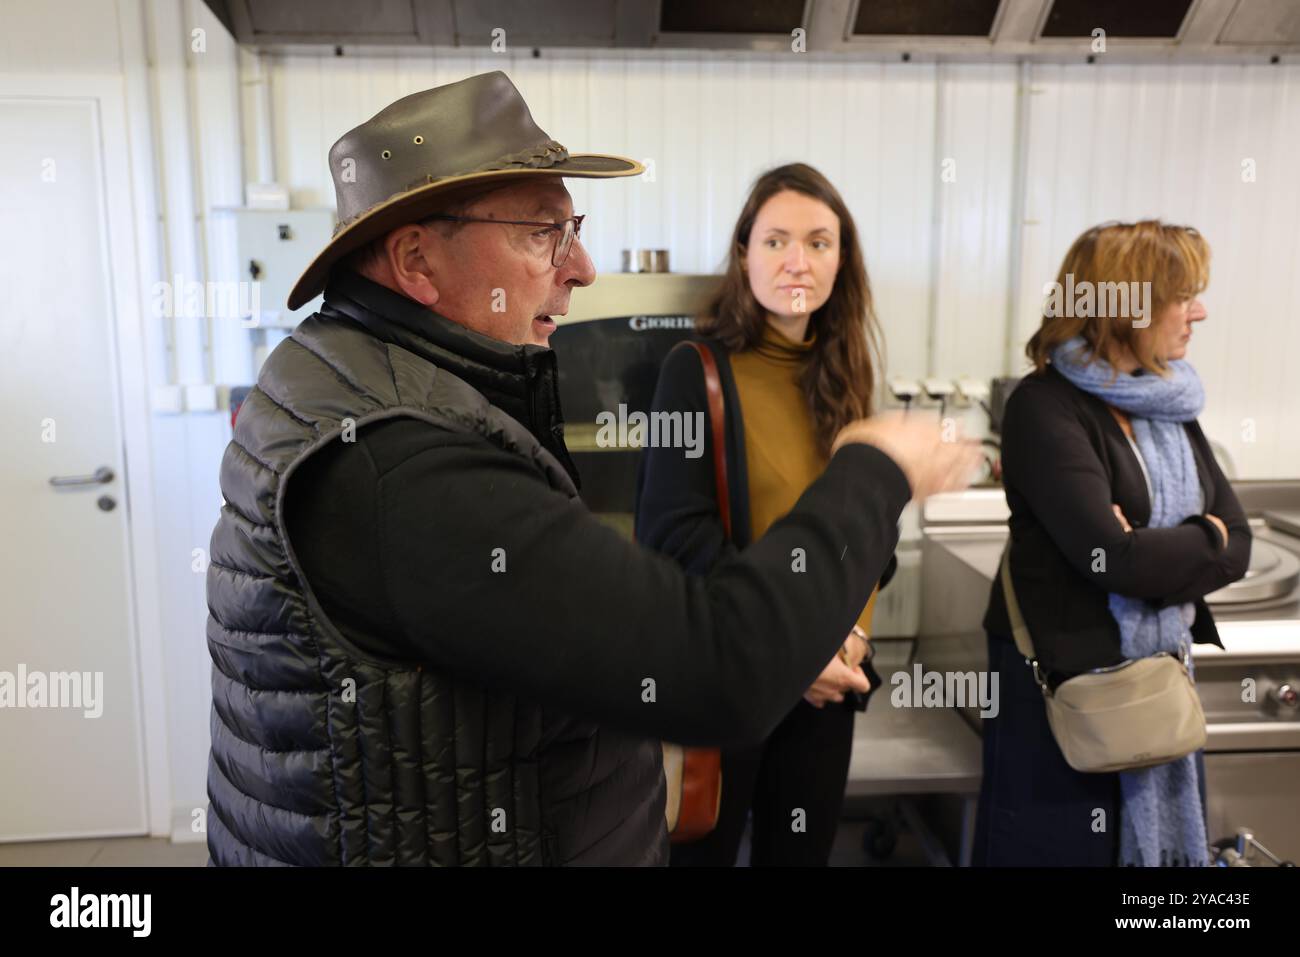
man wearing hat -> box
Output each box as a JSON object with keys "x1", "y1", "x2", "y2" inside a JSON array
[{"x1": 204, "y1": 71, "x2": 972, "y2": 866}]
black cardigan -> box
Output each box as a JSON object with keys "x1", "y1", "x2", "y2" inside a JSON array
[
  {"x1": 636, "y1": 338, "x2": 753, "y2": 568},
  {"x1": 635, "y1": 337, "x2": 897, "y2": 604},
  {"x1": 983, "y1": 365, "x2": 1252, "y2": 677}
]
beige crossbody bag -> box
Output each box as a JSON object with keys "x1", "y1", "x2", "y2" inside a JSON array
[{"x1": 999, "y1": 548, "x2": 1206, "y2": 773}]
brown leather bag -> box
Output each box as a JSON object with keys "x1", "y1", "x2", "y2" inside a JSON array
[{"x1": 662, "y1": 342, "x2": 728, "y2": 843}]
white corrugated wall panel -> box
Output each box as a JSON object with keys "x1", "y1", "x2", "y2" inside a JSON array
[
  {"x1": 261, "y1": 51, "x2": 952, "y2": 384},
  {"x1": 251, "y1": 51, "x2": 1300, "y2": 477},
  {"x1": 189, "y1": 0, "x2": 252, "y2": 386},
  {"x1": 1018, "y1": 62, "x2": 1300, "y2": 478},
  {"x1": 932, "y1": 62, "x2": 1020, "y2": 385}
]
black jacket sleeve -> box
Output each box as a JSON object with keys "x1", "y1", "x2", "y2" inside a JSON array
[
  {"x1": 634, "y1": 342, "x2": 738, "y2": 573},
  {"x1": 288, "y1": 419, "x2": 911, "y2": 748},
  {"x1": 1002, "y1": 381, "x2": 1248, "y2": 601},
  {"x1": 1158, "y1": 421, "x2": 1251, "y2": 606}
]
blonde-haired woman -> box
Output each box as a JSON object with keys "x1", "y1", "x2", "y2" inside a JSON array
[{"x1": 974, "y1": 221, "x2": 1251, "y2": 867}]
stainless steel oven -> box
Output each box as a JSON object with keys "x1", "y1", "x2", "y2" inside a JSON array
[
  {"x1": 1194, "y1": 508, "x2": 1300, "y2": 865},
  {"x1": 549, "y1": 273, "x2": 718, "y2": 537}
]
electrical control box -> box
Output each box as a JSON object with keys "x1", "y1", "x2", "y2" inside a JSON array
[{"x1": 233, "y1": 208, "x2": 335, "y2": 327}]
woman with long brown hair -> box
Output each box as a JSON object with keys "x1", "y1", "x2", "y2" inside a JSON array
[{"x1": 635, "y1": 163, "x2": 891, "y2": 865}]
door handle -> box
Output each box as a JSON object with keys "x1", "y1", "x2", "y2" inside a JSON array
[{"x1": 49, "y1": 465, "x2": 114, "y2": 487}]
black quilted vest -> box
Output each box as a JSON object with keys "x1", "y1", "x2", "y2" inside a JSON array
[{"x1": 205, "y1": 276, "x2": 667, "y2": 865}]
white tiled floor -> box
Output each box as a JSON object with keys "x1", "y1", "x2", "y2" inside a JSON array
[
  {"x1": 0, "y1": 813, "x2": 933, "y2": 867},
  {"x1": 0, "y1": 837, "x2": 208, "y2": 867}
]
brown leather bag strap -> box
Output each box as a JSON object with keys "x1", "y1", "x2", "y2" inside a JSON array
[
  {"x1": 686, "y1": 341, "x2": 731, "y2": 542},
  {"x1": 667, "y1": 342, "x2": 729, "y2": 845},
  {"x1": 1000, "y1": 546, "x2": 1052, "y2": 694},
  {"x1": 999, "y1": 546, "x2": 1036, "y2": 661}
]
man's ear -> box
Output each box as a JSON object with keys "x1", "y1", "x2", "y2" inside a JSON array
[{"x1": 386, "y1": 224, "x2": 440, "y2": 307}]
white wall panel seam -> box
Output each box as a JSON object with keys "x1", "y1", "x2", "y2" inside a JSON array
[{"x1": 181, "y1": 0, "x2": 214, "y2": 387}]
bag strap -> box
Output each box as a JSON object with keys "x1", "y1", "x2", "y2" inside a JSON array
[
  {"x1": 687, "y1": 341, "x2": 731, "y2": 543},
  {"x1": 999, "y1": 546, "x2": 1051, "y2": 694}
]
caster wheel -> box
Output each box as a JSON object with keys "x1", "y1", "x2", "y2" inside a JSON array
[{"x1": 861, "y1": 816, "x2": 897, "y2": 861}]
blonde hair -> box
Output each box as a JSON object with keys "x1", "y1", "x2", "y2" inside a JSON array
[{"x1": 1027, "y1": 220, "x2": 1210, "y2": 375}]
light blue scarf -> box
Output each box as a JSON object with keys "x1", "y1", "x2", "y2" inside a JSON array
[{"x1": 1050, "y1": 337, "x2": 1208, "y2": 867}]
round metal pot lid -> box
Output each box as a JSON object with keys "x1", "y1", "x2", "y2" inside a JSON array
[{"x1": 1206, "y1": 541, "x2": 1300, "y2": 605}]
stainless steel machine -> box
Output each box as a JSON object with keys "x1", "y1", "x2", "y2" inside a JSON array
[{"x1": 549, "y1": 273, "x2": 718, "y2": 537}]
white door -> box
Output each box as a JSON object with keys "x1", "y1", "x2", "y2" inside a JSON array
[{"x1": 0, "y1": 97, "x2": 148, "y2": 840}]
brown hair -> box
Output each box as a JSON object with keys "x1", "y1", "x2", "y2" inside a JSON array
[
  {"x1": 696, "y1": 163, "x2": 881, "y2": 455},
  {"x1": 1026, "y1": 220, "x2": 1210, "y2": 375}
]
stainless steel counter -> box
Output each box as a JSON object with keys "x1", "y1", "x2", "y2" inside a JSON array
[{"x1": 847, "y1": 640, "x2": 982, "y2": 798}]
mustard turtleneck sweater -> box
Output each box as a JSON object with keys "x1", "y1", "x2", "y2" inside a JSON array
[{"x1": 730, "y1": 321, "x2": 879, "y2": 635}]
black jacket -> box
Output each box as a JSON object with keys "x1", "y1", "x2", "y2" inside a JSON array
[
  {"x1": 983, "y1": 365, "x2": 1252, "y2": 677},
  {"x1": 211, "y1": 272, "x2": 665, "y2": 866},
  {"x1": 230, "y1": 273, "x2": 911, "y2": 865}
]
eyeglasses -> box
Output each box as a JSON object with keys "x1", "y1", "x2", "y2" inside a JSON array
[{"x1": 421, "y1": 213, "x2": 586, "y2": 268}]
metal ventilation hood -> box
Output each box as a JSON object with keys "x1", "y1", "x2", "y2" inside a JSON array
[{"x1": 202, "y1": 0, "x2": 1300, "y2": 60}]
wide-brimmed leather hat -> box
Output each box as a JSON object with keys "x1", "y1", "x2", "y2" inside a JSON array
[{"x1": 287, "y1": 70, "x2": 643, "y2": 309}]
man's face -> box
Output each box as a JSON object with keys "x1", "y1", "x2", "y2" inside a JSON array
[{"x1": 418, "y1": 180, "x2": 595, "y2": 347}]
